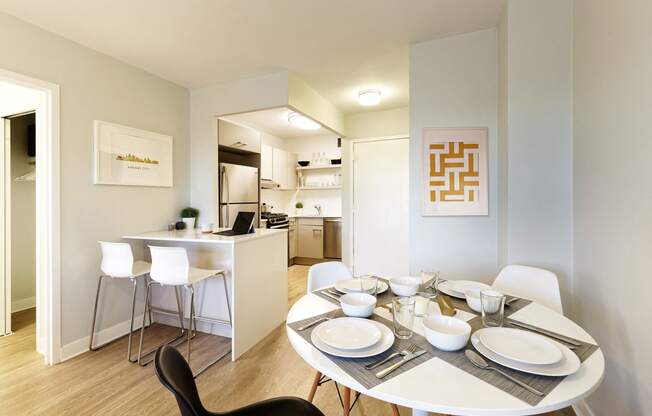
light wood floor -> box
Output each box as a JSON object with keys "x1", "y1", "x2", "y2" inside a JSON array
[{"x1": 0, "y1": 265, "x2": 575, "y2": 416}]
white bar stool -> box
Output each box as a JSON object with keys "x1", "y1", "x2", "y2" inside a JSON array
[
  {"x1": 137, "y1": 245, "x2": 232, "y2": 377},
  {"x1": 90, "y1": 241, "x2": 153, "y2": 362}
]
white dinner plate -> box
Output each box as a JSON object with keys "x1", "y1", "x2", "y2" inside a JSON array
[
  {"x1": 476, "y1": 327, "x2": 563, "y2": 365},
  {"x1": 311, "y1": 319, "x2": 395, "y2": 358},
  {"x1": 471, "y1": 333, "x2": 581, "y2": 377},
  {"x1": 335, "y1": 279, "x2": 389, "y2": 295},
  {"x1": 438, "y1": 280, "x2": 491, "y2": 299},
  {"x1": 315, "y1": 318, "x2": 382, "y2": 350}
]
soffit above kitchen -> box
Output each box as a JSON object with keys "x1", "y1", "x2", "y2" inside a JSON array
[
  {"x1": 0, "y1": 0, "x2": 505, "y2": 114},
  {"x1": 223, "y1": 107, "x2": 335, "y2": 140}
]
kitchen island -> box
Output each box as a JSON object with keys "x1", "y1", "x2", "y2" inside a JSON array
[{"x1": 123, "y1": 228, "x2": 288, "y2": 360}]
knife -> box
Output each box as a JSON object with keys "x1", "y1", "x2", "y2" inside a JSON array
[
  {"x1": 376, "y1": 349, "x2": 427, "y2": 378},
  {"x1": 508, "y1": 320, "x2": 582, "y2": 347},
  {"x1": 321, "y1": 291, "x2": 342, "y2": 302}
]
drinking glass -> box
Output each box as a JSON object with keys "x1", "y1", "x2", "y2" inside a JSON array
[
  {"x1": 481, "y1": 290, "x2": 506, "y2": 327},
  {"x1": 414, "y1": 294, "x2": 437, "y2": 318},
  {"x1": 355, "y1": 275, "x2": 378, "y2": 296},
  {"x1": 392, "y1": 297, "x2": 416, "y2": 339},
  {"x1": 421, "y1": 270, "x2": 441, "y2": 294}
]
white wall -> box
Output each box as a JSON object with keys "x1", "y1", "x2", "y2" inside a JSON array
[
  {"x1": 505, "y1": 0, "x2": 573, "y2": 310},
  {"x1": 0, "y1": 12, "x2": 191, "y2": 345},
  {"x1": 573, "y1": 0, "x2": 652, "y2": 413},
  {"x1": 343, "y1": 107, "x2": 409, "y2": 139},
  {"x1": 409, "y1": 29, "x2": 499, "y2": 281},
  {"x1": 10, "y1": 113, "x2": 36, "y2": 312},
  {"x1": 190, "y1": 72, "x2": 289, "y2": 224}
]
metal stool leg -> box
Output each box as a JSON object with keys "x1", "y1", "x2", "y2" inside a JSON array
[
  {"x1": 89, "y1": 275, "x2": 105, "y2": 351},
  {"x1": 187, "y1": 285, "x2": 195, "y2": 364},
  {"x1": 126, "y1": 277, "x2": 138, "y2": 362},
  {"x1": 136, "y1": 281, "x2": 189, "y2": 366}
]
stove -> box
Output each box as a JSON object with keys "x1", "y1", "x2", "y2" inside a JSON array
[{"x1": 261, "y1": 212, "x2": 289, "y2": 229}]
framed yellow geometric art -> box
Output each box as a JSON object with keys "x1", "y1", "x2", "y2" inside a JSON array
[{"x1": 422, "y1": 127, "x2": 488, "y2": 216}]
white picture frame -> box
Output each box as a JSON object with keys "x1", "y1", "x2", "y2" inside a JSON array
[
  {"x1": 422, "y1": 127, "x2": 488, "y2": 216},
  {"x1": 93, "y1": 120, "x2": 173, "y2": 187}
]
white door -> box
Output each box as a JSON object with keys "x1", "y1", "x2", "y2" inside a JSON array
[
  {"x1": 0, "y1": 119, "x2": 8, "y2": 335},
  {"x1": 353, "y1": 138, "x2": 409, "y2": 278}
]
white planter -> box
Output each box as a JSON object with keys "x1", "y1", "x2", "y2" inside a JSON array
[
  {"x1": 182, "y1": 217, "x2": 196, "y2": 229},
  {"x1": 296, "y1": 208, "x2": 303, "y2": 215}
]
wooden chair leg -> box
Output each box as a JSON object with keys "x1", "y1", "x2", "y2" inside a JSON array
[
  {"x1": 390, "y1": 403, "x2": 400, "y2": 416},
  {"x1": 308, "y1": 371, "x2": 322, "y2": 402},
  {"x1": 342, "y1": 386, "x2": 351, "y2": 416}
]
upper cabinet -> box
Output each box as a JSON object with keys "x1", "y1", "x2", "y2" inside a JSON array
[
  {"x1": 261, "y1": 145, "x2": 297, "y2": 190},
  {"x1": 218, "y1": 119, "x2": 261, "y2": 153},
  {"x1": 261, "y1": 144, "x2": 273, "y2": 180}
]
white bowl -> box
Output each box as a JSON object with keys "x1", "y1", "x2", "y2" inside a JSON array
[
  {"x1": 465, "y1": 289, "x2": 482, "y2": 313},
  {"x1": 423, "y1": 315, "x2": 472, "y2": 351},
  {"x1": 389, "y1": 276, "x2": 421, "y2": 296},
  {"x1": 340, "y1": 293, "x2": 377, "y2": 318}
]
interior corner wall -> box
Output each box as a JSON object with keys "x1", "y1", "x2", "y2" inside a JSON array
[
  {"x1": 409, "y1": 28, "x2": 499, "y2": 281},
  {"x1": 190, "y1": 72, "x2": 289, "y2": 224},
  {"x1": 505, "y1": 0, "x2": 573, "y2": 311},
  {"x1": 573, "y1": 0, "x2": 652, "y2": 413},
  {"x1": 0, "y1": 12, "x2": 191, "y2": 346}
]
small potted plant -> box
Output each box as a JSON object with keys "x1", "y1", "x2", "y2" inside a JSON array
[
  {"x1": 295, "y1": 202, "x2": 304, "y2": 216},
  {"x1": 181, "y1": 207, "x2": 199, "y2": 229}
]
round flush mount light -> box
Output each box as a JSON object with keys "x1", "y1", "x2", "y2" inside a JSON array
[
  {"x1": 287, "y1": 112, "x2": 320, "y2": 130},
  {"x1": 358, "y1": 89, "x2": 382, "y2": 106}
]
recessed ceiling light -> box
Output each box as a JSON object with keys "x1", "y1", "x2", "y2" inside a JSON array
[
  {"x1": 287, "y1": 112, "x2": 320, "y2": 130},
  {"x1": 358, "y1": 89, "x2": 382, "y2": 106}
]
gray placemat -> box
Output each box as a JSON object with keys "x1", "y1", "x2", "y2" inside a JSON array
[
  {"x1": 287, "y1": 309, "x2": 434, "y2": 389},
  {"x1": 289, "y1": 306, "x2": 599, "y2": 406}
]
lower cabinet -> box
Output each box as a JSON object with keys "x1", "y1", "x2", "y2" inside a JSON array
[
  {"x1": 297, "y1": 218, "x2": 323, "y2": 259},
  {"x1": 288, "y1": 218, "x2": 297, "y2": 259}
]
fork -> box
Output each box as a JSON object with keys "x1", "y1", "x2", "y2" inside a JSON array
[
  {"x1": 365, "y1": 344, "x2": 418, "y2": 370},
  {"x1": 297, "y1": 317, "x2": 331, "y2": 331}
]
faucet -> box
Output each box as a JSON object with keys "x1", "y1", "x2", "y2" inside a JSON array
[{"x1": 314, "y1": 204, "x2": 322, "y2": 216}]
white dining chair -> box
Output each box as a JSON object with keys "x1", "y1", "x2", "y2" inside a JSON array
[
  {"x1": 306, "y1": 261, "x2": 353, "y2": 293},
  {"x1": 492, "y1": 265, "x2": 563, "y2": 314},
  {"x1": 136, "y1": 245, "x2": 231, "y2": 377},
  {"x1": 305, "y1": 261, "x2": 400, "y2": 416},
  {"x1": 90, "y1": 241, "x2": 152, "y2": 362}
]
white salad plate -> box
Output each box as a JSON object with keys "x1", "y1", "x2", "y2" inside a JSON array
[
  {"x1": 438, "y1": 280, "x2": 491, "y2": 299},
  {"x1": 315, "y1": 318, "x2": 382, "y2": 350},
  {"x1": 311, "y1": 319, "x2": 395, "y2": 358},
  {"x1": 335, "y1": 279, "x2": 389, "y2": 295},
  {"x1": 471, "y1": 332, "x2": 581, "y2": 377},
  {"x1": 476, "y1": 327, "x2": 563, "y2": 365}
]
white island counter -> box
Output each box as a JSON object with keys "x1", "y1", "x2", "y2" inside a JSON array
[{"x1": 123, "y1": 228, "x2": 288, "y2": 360}]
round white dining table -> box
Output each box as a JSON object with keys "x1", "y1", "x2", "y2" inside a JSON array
[{"x1": 286, "y1": 293, "x2": 605, "y2": 416}]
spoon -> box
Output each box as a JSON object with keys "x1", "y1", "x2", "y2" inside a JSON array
[{"x1": 465, "y1": 350, "x2": 544, "y2": 397}]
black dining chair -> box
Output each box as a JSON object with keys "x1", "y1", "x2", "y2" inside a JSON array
[{"x1": 154, "y1": 345, "x2": 326, "y2": 416}]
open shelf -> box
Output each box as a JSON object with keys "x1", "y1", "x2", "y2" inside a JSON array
[
  {"x1": 296, "y1": 165, "x2": 341, "y2": 171},
  {"x1": 297, "y1": 186, "x2": 342, "y2": 190}
]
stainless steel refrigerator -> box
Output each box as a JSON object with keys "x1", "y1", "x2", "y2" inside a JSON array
[{"x1": 219, "y1": 163, "x2": 259, "y2": 228}]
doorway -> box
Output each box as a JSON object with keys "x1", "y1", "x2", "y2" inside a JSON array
[
  {"x1": 0, "y1": 70, "x2": 60, "y2": 365},
  {"x1": 352, "y1": 138, "x2": 409, "y2": 277}
]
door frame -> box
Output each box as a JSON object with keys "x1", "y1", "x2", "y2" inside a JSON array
[
  {"x1": 341, "y1": 135, "x2": 408, "y2": 274},
  {"x1": 0, "y1": 69, "x2": 60, "y2": 365}
]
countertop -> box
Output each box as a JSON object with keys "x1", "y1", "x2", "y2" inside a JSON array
[
  {"x1": 122, "y1": 228, "x2": 287, "y2": 244},
  {"x1": 289, "y1": 215, "x2": 342, "y2": 219}
]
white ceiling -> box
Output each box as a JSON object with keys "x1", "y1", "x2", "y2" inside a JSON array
[
  {"x1": 0, "y1": 0, "x2": 505, "y2": 114},
  {"x1": 223, "y1": 107, "x2": 336, "y2": 140},
  {"x1": 0, "y1": 81, "x2": 40, "y2": 118}
]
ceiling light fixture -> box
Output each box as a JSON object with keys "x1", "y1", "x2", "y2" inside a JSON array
[
  {"x1": 358, "y1": 89, "x2": 382, "y2": 106},
  {"x1": 287, "y1": 112, "x2": 320, "y2": 130}
]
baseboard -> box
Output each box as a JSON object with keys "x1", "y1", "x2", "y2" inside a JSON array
[
  {"x1": 59, "y1": 312, "x2": 232, "y2": 362},
  {"x1": 573, "y1": 400, "x2": 595, "y2": 416},
  {"x1": 60, "y1": 314, "x2": 145, "y2": 362},
  {"x1": 12, "y1": 296, "x2": 36, "y2": 313},
  {"x1": 154, "y1": 312, "x2": 232, "y2": 338}
]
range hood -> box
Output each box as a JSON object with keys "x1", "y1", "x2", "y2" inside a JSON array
[{"x1": 260, "y1": 179, "x2": 280, "y2": 189}]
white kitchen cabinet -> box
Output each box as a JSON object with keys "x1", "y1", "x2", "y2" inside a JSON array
[
  {"x1": 272, "y1": 148, "x2": 287, "y2": 187},
  {"x1": 297, "y1": 218, "x2": 323, "y2": 259},
  {"x1": 218, "y1": 119, "x2": 261, "y2": 153},
  {"x1": 288, "y1": 218, "x2": 297, "y2": 259},
  {"x1": 286, "y1": 152, "x2": 298, "y2": 189},
  {"x1": 261, "y1": 144, "x2": 273, "y2": 180}
]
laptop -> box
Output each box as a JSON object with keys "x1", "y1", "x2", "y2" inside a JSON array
[{"x1": 214, "y1": 211, "x2": 256, "y2": 236}]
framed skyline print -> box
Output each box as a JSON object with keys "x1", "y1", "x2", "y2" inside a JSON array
[
  {"x1": 422, "y1": 127, "x2": 488, "y2": 216},
  {"x1": 93, "y1": 120, "x2": 173, "y2": 187}
]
